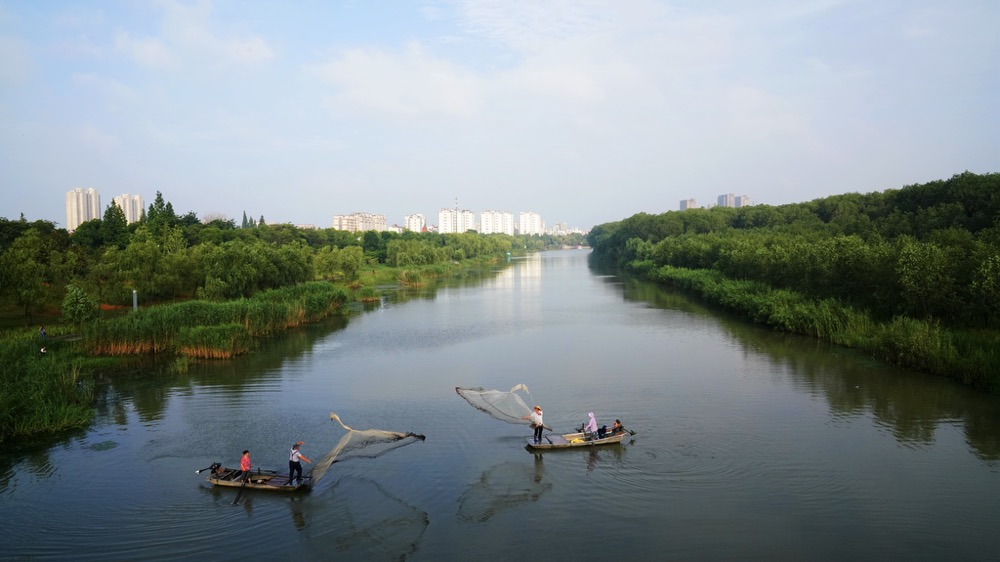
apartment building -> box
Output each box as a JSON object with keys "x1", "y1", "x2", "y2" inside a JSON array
[{"x1": 66, "y1": 188, "x2": 101, "y2": 231}]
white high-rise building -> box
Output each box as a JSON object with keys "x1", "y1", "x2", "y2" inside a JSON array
[
  {"x1": 735, "y1": 195, "x2": 751, "y2": 208},
  {"x1": 680, "y1": 198, "x2": 698, "y2": 210},
  {"x1": 332, "y1": 212, "x2": 387, "y2": 232},
  {"x1": 112, "y1": 194, "x2": 144, "y2": 224},
  {"x1": 717, "y1": 193, "x2": 736, "y2": 208},
  {"x1": 404, "y1": 214, "x2": 426, "y2": 232},
  {"x1": 480, "y1": 210, "x2": 514, "y2": 235},
  {"x1": 438, "y1": 208, "x2": 476, "y2": 234},
  {"x1": 518, "y1": 211, "x2": 544, "y2": 235},
  {"x1": 66, "y1": 188, "x2": 101, "y2": 231}
]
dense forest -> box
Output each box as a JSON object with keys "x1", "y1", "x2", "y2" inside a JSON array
[{"x1": 587, "y1": 171, "x2": 1000, "y2": 392}]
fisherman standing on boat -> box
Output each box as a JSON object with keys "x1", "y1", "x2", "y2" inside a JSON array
[
  {"x1": 522, "y1": 405, "x2": 544, "y2": 444},
  {"x1": 240, "y1": 450, "x2": 252, "y2": 483},
  {"x1": 288, "y1": 442, "x2": 311, "y2": 485},
  {"x1": 585, "y1": 412, "x2": 599, "y2": 440}
]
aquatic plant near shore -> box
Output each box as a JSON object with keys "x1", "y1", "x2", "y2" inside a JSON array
[
  {"x1": 178, "y1": 323, "x2": 255, "y2": 359},
  {"x1": 82, "y1": 282, "x2": 348, "y2": 356},
  {"x1": 0, "y1": 338, "x2": 94, "y2": 442},
  {"x1": 635, "y1": 262, "x2": 1000, "y2": 393}
]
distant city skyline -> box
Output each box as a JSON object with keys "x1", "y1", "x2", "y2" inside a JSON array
[{"x1": 59, "y1": 188, "x2": 583, "y2": 235}]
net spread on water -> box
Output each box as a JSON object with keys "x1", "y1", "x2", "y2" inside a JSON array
[
  {"x1": 310, "y1": 412, "x2": 426, "y2": 484},
  {"x1": 455, "y1": 384, "x2": 550, "y2": 429}
]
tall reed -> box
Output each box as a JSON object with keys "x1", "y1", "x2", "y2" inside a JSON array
[
  {"x1": 178, "y1": 323, "x2": 255, "y2": 358},
  {"x1": 82, "y1": 282, "x2": 348, "y2": 356},
  {"x1": 635, "y1": 261, "x2": 1000, "y2": 393}
]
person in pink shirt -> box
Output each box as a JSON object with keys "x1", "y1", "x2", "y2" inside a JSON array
[{"x1": 239, "y1": 450, "x2": 252, "y2": 483}]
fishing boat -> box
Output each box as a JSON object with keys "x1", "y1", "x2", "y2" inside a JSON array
[
  {"x1": 526, "y1": 429, "x2": 632, "y2": 450},
  {"x1": 198, "y1": 463, "x2": 311, "y2": 491}
]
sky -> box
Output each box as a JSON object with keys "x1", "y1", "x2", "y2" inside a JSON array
[{"x1": 1, "y1": 1, "x2": 997, "y2": 232}]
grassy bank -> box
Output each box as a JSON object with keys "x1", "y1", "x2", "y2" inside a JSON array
[
  {"x1": 0, "y1": 336, "x2": 94, "y2": 443},
  {"x1": 82, "y1": 282, "x2": 348, "y2": 357},
  {"x1": 630, "y1": 260, "x2": 1000, "y2": 393},
  {"x1": 0, "y1": 256, "x2": 513, "y2": 443}
]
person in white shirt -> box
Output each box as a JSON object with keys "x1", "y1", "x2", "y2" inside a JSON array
[
  {"x1": 523, "y1": 405, "x2": 544, "y2": 444},
  {"x1": 288, "y1": 441, "x2": 311, "y2": 485}
]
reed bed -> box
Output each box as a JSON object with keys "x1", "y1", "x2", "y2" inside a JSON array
[
  {"x1": 636, "y1": 262, "x2": 1000, "y2": 393},
  {"x1": 397, "y1": 269, "x2": 424, "y2": 286},
  {"x1": 356, "y1": 287, "x2": 381, "y2": 303},
  {"x1": 82, "y1": 282, "x2": 348, "y2": 356},
  {"x1": 178, "y1": 324, "x2": 255, "y2": 359}
]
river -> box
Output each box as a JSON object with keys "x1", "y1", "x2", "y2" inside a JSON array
[{"x1": 1, "y1": 249, "x2": 998, "y2": 561}]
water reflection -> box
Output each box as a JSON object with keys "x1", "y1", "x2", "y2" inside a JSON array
[
  {"x1": 597, "y1": 263, "x2": 1000, "y2": 461},
  {"x1": 324, "y1": 476, "x2": 429, "y2": 559},
  {"x1": 457, "y1": 460, "x2": 552, "y2": 523}
]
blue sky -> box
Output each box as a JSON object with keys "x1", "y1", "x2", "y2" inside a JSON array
[{"x1": 1, "y1": 0, "x2": 997, "y2": 231}]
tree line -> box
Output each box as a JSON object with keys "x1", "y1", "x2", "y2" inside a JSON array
[
  {"x1": 588, "y1": 171, "x2": 1000, "y2": 330},
  {"x1": 587, "y1": 171, "x2": 1000, "y2": 390},
  {"x1": 0, "y1": 192, "x2": 585, "y2": 322}
]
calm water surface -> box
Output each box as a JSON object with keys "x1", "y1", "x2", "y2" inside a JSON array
[{"x1": 1, "y1": 250, "x2": 999, "y2": 561}]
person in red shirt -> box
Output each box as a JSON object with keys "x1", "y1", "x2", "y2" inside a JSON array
[{"x1": 239, "y1": 450, "x2": 252, "y2": 483}]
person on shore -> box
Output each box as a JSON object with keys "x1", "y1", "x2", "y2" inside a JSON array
[
  {"x1": 39, "y1": 325, "x2": 46, "y2": 340},
  {"x1": 240, "y1": 450, "x2": 252, "y2": 483},
  {"x1": 288, "y1": 442, "x2": 312, "y2": 485},
  {"x1": 523, "y1": 405, "x2": 544, "y2": 444}
]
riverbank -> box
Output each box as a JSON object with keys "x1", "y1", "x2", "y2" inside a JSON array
[
  {"x1": 0, "y1": 256, "x2": 512, "y2": 444},
  {"x1": 627, "y1": 260, "x2": 1000, "y2": 393}
]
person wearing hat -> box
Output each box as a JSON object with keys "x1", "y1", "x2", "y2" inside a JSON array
[
  {"x1": 522, "y1": 405, "x2": 544, "y2": 444},
  {"x1": 288, "y1": 441, "x2": 311, "y2": 485}
]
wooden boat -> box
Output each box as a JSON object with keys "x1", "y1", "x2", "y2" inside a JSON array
[
  {"x1": 201, "y1": 463, "x2": 312, "y2": 491},
  {"x1": 526, "y1": 429, "x2": 630, "y2": 450}
]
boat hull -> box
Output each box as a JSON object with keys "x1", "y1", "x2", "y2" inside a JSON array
[
  {"x1": 526, "y1": 431, "x2": 628, "y2": 450},
  {"x1": 206, "y1": 467, "x2": 311, "y2": 491}
]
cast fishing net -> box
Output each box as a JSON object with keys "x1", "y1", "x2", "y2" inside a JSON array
[
  {"x1": 310, "y1": 412, "x2": 426, "y2": 484},
  {"x1": 454, "y1": 384, "x2": 549, "y2": 428}
]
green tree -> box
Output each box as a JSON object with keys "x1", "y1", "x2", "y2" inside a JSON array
[
  {"x1": 145, "y1": 191, "x2": 177, "y2": 238},
  {"x1": 101, "y1": 202, "x2": 129, "y2": 249},
  {"x1": 70, "y1": 218, "x2": 104, "y2": 249},
  {"x1": 0, "y1": 229, "x2": 47, "y2": 322},
  {"x1": 61, "y1": 284, "x2": 99, "y2": 328},
  {"x1": 971, "y1": 254, "x2": 1000, "y2": 328}
]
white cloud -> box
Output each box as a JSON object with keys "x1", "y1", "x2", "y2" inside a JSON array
[
  {"x1": 114, "y1": 30, "x2": 177, "y2": 69},
  {"x1": 155, "y1": 0, "x2": 274, "y2": 66},
  {"x1": 313, "y1": 42, "x2": 482, "y2": 118},
  {"x1": 72, "y1": 73, "x2": 137, "y2": 102},
  {"x1": 113, "y1": 0, "x2": 274, "y2": 71}
]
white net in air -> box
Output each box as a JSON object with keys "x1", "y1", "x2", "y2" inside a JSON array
[
  {"x1": 310, "y1": 412, "x2": 426, "y2": 484},
  {"x1": 455, "y1": 384, "x2": 548, "y2": 428}
]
